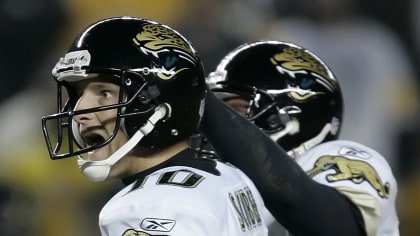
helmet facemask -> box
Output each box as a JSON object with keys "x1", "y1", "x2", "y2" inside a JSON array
[
  {"x1": 42, "y1": 68, "x2": 170, "y2": 181},
  {"x1": 212, "y1": 80, "x2": 301, "y2": 146},
  {"x1": 42, "y1": 68, "x2": 161, "y2": 159}
]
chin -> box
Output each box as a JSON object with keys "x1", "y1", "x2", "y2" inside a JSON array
[{"x1": 87, "y1": 147, "x2": 110, "y2": 161}]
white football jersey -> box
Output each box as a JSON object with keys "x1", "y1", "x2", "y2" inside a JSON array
[
  {"x1": 99, "y1": 155, "x2": 268, "y2": 236},
  {"x1": 262, "y1": 140, "x2": 399, "y2": 236},
  {"x1": 296, "y1": 140, "x2": 399, "y2": 236}
]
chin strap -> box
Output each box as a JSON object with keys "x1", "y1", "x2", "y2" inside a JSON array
[
  {"x1": 77, "y1": 104, "x2": 168, "y2": 181},
  {"x1": 287, "y1": 123, "x2": 332, "y2": 159},
  {"x1": 269, "y1": 119, "x2": 300, "y2": 142}
]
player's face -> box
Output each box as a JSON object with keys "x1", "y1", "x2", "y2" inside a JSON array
[
  {"x1": 224, "y1": 97, "x2": 250, "y2": 116},
  {"x1": 72, "y1": 78, "x2": 129, "y2": 162}
]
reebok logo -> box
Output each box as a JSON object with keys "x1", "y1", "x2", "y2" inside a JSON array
[{"x1": 140, "y1": 218, "x2": 176, "y2": 232}]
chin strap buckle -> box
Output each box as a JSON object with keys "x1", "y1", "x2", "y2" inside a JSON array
[{"x1": 140, "y1": 103, "x2": 171, "y2": 135}]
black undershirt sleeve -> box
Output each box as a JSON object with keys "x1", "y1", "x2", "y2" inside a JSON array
[{"x1": 201, "y1": 90, "x2": 366, "y2": 236}]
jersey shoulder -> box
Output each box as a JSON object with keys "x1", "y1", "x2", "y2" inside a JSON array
[
  {"x1": 99, "y1": 163, "x2": 268, "y2": 235},
  {"x1": 296, "y1": 140, "x2": 400, "y2": 235},
  {"x1": 296, "y1": 140, "x2": 397, "y2": 200}
]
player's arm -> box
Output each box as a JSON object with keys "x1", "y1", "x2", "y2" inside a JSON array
[{"x1": 201, "y1": 90, "x2": 366, "y2": 236}]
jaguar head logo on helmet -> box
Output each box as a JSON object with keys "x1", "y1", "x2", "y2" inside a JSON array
[{"x1": 132, "y1": 23, "x2": 199, "y2": 81}]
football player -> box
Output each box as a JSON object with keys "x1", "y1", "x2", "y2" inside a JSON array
[
  {"x1": 41, "y1": 17, "x2": 269, "y2": 236},
  {"x1": 201, "y1": 40, "x2": 399, "y2": 235}
]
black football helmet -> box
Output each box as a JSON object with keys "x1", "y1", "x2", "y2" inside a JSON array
[
  {"x1": 42, "y1": 17, "x2": 206, "y2": 179},
  {"x1": 207, "y1": 40, "x2": 343, "y2": 158}
]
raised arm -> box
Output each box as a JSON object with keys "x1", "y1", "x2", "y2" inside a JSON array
[{"x1": 201, "y1": 91, "x2": 365, "y2": 236}]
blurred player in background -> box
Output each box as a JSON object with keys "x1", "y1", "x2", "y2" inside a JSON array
[{"x1": 201, "y1": 40, "x2": 399, "y2": 235}]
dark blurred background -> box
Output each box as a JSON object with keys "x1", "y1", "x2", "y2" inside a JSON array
[{"x1": 0, "y1": 0, "x2": 418, "y2": 235}]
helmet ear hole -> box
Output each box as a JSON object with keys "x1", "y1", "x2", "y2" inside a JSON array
[
  {"x1": 266, "y1": 114, "x2": 282, "y2": 129},
  {"x1": 138, "y1": 85, "x2": 160, "y2": 104}
]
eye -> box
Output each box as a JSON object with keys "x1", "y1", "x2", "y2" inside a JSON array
[{"x1": 101, "y1": 90, "x2": 113, "y2": 98}]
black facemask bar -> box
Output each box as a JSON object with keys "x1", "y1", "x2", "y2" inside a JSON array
[
  {"x1": 212, "y1": 80, "x2": 294, "y2": 133},
  {"x1": 41, "y1": 68, "x2": 157, "y2": 160}
]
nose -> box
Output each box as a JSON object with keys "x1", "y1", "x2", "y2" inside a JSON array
[{"x1": 72, "y1": 94, "x2": 95, "y2": 123}]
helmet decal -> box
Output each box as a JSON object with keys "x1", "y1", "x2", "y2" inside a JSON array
[
  {"x1": 52, "y1": 50, "x2": 92, "y2": 80},
  {"x1": 286, "y1": 84, "x2": 324, "y2": 101},
  {"x1": 270, "y1": 47, "x2": 331, "y2": 81},
  {"x1": 269, "y1": 47, "x2": 337, "y2": 101},
  {"x1": 132, "y1": 23, "x2": 198, "y2": 81}
]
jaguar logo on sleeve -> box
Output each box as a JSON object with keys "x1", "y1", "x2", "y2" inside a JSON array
[
  {"x1": 307, "y1": 155, "x2": 390, "y2": 198},
  {"x1": 122, "y1": 229, "x2": 168, "y2": 236}
]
